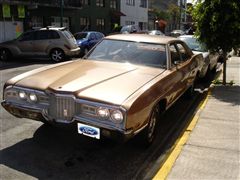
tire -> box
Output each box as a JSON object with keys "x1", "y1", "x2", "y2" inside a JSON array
[
  {"x1": 203, "y1": 66, "x2": 211, "y2": 81},
  {"x1": 0, "y1": 48, "x2": 11, "y2": 61},
  {"x1": 50, "y1": 49, "x2": 65, "y2": 62},
  {"x1": 84, "y1": 48, "x2": 89, "y2": 56},
  {"x1": 140, "y1": 105, "x2": 159, "y2": 147},
  {"x1": 185, "y1": 76, "x2": 197, "y2": 98}
]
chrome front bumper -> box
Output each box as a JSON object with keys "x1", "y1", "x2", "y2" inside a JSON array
[{"x1": 1, "y1": 101, "x2": 135, "y2": 141}]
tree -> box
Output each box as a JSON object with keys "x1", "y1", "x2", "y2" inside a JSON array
[
  {"x1": 168, "y1": 3, "x2": 181, "y2": 30},
  {"x1": 192, "y1": 0, "x2": 240, "y2": 85}
]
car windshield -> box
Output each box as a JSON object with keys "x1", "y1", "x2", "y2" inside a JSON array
[
  {"x1": 181, "y1": 37, "x2": 207, "y2": 52},
  {"x1": 85, "y1": 39, "x2": 167, "y2": 68},
  {"x1": 74, "y1": 33, "x2": 88, "y2": 39}
]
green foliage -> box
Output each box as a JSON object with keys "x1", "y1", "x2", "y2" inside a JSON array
[
  {"x1": 192, "y1": 0, "x2": 240, "y2": 53},
  {"x1": 153, "y1": 8, "x2": 170, "y2": 20},
  {"x1": 168, "y1": 3, "x2": 181, "y2": 23}
]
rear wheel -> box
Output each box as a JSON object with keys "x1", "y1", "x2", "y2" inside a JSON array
[
  {"x1": 185, "y1": 76, "x2": 198, "y2": 98},
  {"x1": 0, "y1": 48, "x2": 11, "y2": 61},
  {"x1": 50, "y1": 49, "x2": 65, "y2": 62}
]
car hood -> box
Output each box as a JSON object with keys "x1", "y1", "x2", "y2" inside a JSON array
[{"x1": 14, "y1": 60, "x2": 165, "y2": 105}]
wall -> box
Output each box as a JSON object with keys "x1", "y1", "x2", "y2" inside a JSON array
[{"x1": 120, "y1": 0, "x2": 148, "y2": 30}]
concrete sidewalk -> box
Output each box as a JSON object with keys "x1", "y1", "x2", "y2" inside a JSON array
[{"x1": 167, "y1": 56, "x2": 240, "y2": 180}]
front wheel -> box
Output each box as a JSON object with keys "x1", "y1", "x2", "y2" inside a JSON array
[
  {"x1": 140, "y1": 106, "x2": 159, "y2": 147},
  {"x1": 50, "y1": 49, "x2": 65, "y2": 62}
]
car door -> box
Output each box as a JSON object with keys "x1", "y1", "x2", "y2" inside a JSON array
[
  {"x1": 15, "y1": 31, "x2": 35, "y2": 56},
  {"x1": 209, "y1": 51, "x2": 218, "y2": 69},
  {"x1": 33, "y1": 30, "x2": 60, "y2": 57},
  {"x1": 175, "y1": 42, "x2": 195, "y2": 90},
  {"x1": 167, "y1": 42, "x2": 193, "y2": 105}
]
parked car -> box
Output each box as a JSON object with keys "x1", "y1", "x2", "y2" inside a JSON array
[
  {"x1": 170, "y1": 29, "x2": 185, "y2": 37},
  {"x1": 74, "y1": 31, "x2": 104, "y2": 57},
  {"x1": 1, "y1": 34, "x2": 203, "y2": 146},
  {"x1": 179, "y1": 35, "x2": 219, "y2": 78},
  {"x1": 148, "y1": 30, "x2": 165, "y2": 36},
  {"x1": 120, "y1": 25, "x2": 148, "y2": 34},
  {"x1": 0, "y1": 27, "x2": 80, "y2": 62}
]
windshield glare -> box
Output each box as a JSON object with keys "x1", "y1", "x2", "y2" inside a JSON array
[
  {"x1": 181, "y1": 37, "x2": 207, "y2": 52},
  {"x1": 86, "y1": 39, "x2": 167, "y2": 68}
]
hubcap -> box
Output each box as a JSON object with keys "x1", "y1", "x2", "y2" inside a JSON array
[
  {"x1": 148, "y1": 110, "x2": 157, "y2": 140},
  {"x1": 52, "y1": 50, "x2": 63, "y2": 62}
]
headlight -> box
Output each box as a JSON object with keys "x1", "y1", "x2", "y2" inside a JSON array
[
  {"x1": 4, "y1": 88, "x2": 18, "y2": 100},
  {"x1": 19, "y1": 91, "x2": 27, "y2": 100},
  {"x1": 29, "y1": 93, "x2": 38, "y2": 102},
  {"x1": 110, "y1": 110, "x2": 123, "y2": 123},
  {"x1": 97, "y1": 107, "x2": 110, "y2": 119}
]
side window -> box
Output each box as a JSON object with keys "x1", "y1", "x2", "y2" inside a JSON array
[
  {"x1": 175, "y1": 43, "x2": 190, "y2": 61},
  {"x1": 95, "y1": 33, "x2": 101, "y2": 40},
  {"x1": 19, "y1": 32, "x2": 34, "y2": 41},
  {"x1": 35, "y1": 31, "x2": 49, "y2": 40},
  {"x1": 49, "y1": 30, "x2": 60, "y2": 39},
  {"x1": 169, "y1": 44, "x2": 180, "y2": 65},
  {"x1": 89, "y1": 33, "x2": 96, "y2": 40}
]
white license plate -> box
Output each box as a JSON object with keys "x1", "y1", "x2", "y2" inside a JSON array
[{"x1": 77, "y1": 123, "x2": 100, "y2": 139}]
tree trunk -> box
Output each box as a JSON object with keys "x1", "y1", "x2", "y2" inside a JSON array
[{"x1": 222, "y1": 51, "x2": 227, "y2": 85}]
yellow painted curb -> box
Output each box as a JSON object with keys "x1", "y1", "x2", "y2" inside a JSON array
[{"x1": 153, "y1": 91, "x2": 212, "y2": 180}]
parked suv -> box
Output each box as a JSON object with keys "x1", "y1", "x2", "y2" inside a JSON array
[{"x1": 0, "y1": 27, "x2": 80, "y2": 62}]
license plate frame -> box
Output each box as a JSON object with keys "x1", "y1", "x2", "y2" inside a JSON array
[{"x1": 77, "y1": 123, "x2": 100, "y2": 139}]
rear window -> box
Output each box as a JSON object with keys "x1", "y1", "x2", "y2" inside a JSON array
[
  {"x1": 62, "y1": 30, "x2": 74, "y2": 39},
  {"x1": 35, "y1": 30, "x2": 60, "y2": 40}
]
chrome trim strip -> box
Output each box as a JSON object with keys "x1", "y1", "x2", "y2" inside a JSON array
[
  {"x1": 133, "y1": 123, "x2": 148, "y2": 135},
  {"x1": 2, "y1": 101, "x2": 44, "y2": 113}
]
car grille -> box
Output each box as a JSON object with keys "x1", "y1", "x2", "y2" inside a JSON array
[{"x1": 48, "y1": 94, "x2": 75, "y2": 122}]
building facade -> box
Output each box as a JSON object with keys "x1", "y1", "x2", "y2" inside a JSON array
[
  {"x1": 120, "y1": 0, "x2": 148, "y2": 30},
  {"x1": 0, "y1": 0, "x2": 122, "y2": 42}
]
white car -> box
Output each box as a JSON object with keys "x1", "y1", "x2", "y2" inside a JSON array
[{"x1": 179, "y1": 35, "x2": 219, "y2": 78}]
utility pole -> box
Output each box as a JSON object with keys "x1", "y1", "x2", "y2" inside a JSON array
[{"x1": 60, "y1": 0, "x2": 64, "y2": 27}]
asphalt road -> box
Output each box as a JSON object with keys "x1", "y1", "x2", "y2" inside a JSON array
[{"x1": 0, "y1": 58, "x2": 215, "y2": 180}]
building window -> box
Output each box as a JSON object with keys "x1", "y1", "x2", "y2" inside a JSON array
[
  {"x1": 51, "y1": 16, "x2": 69, "y2": 29},
  {"x1": 126, "y1": 0, "x2": 135, "y2": 6},
  {"x1": 140, "y1": 0, "x2": 147, "y2": 8},
  {"x1": 96, "y1": 0, "x2": 105, "y2": 7},
  {"x1": 80, "y1": 0, "x2": 90, "y2": 6},
  {"x1": 31, "y1": 16, "x2": 43, "y2": 28},
  {"x1": 110, "y1": 0, "x2": 117, "y2": 9},
  {"x1": 125, "y1": 21, "x2": 135, "y2": 25},
  {"x1": 96, "y1": 18, "x2": 105, "y2": 30},
  {"x1": 80, "y1": 17, "x2": 90, "y2": 30},
  {"x1": 138, "y1": 22, "x2": 147, "y2": 30}
]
